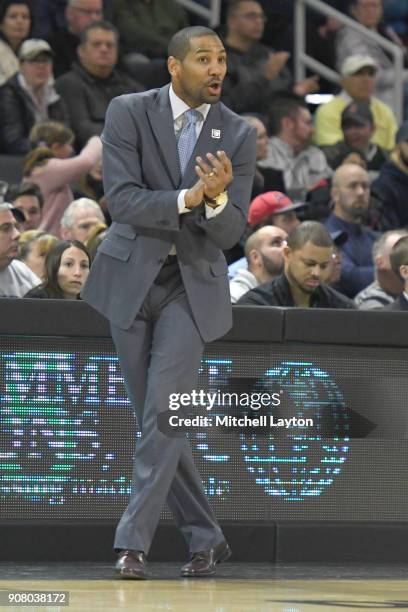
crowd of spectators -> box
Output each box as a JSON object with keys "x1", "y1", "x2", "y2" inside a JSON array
[{"x1": 1, "y1": 0, "x2": 408, "y2": 311}]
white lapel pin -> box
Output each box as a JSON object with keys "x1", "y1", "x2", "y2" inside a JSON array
[{"x1": 211, "y1": 129, "x2": 221, "y2": 139}]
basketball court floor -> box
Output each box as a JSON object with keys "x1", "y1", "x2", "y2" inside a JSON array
[{"x1": 1, "y1": 562, "x2": 407, "y2": 611}]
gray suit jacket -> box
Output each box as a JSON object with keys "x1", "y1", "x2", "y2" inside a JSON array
[{"x1": 81, "y1": 84, "x2": 257, "y2": 342}]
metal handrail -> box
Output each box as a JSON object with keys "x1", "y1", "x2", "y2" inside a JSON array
[
  {"x1": 175, "y1": 0, "x2": 221, "y2": 27},
  {"x1": 295, "y1": 0, "x2": 405, "y2": 123}
]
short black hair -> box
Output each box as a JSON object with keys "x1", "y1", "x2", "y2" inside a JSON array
[
  {"x1": 269, "y1": 95, "x2": 309, "y2": 135},
  {"x1": 0, "y1": 0, "x2": 31, "y2": 25},
  {"x1": 390, "y1": 235, "x2": 408, "y2": 280},
  {"x1": 80, "y1": 19, "x2": 118, "y2": 45},
  {"x1": 168, "y1": 26, "x2": 220, "y2": 61},
  {"x1": 6, "y1": 182, "x2": 44, "y2": 209},
  {"x1": 227, "y1": 0, "x2": 261, "y2": 19},
  {"x1": 287, "y1": 221, "x2": 333, "y2": 251}
]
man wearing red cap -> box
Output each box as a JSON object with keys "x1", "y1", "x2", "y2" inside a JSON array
[
  {"x1": 228, "y1": 191, "x2": 304, "y2": 280},
  {"x1": 248, "y1": 190, "x2": 304, "y2": 233}
]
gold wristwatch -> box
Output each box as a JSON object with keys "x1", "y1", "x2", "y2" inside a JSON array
[{"x1": 204, "y1": 191, "x2": 228, "y2": 209}]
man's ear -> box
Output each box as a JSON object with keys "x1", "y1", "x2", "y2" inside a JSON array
[
  {"x1": 399, "y1": 263, "x2": 408, "y2": 282},
  {"x1": 249, "y1": 248, "x2": 260, "y2": 268},
  {"x1": 167, "y1": 56, "x2": 180, "y2": 79},
  {"x1": 375, "y1": 254, "x2": 386, "y2": 271},
  {"x1": 282, "y1": 244, "x2": 291, "y2": 262},
  {"x1": 60, "y1": 227, "x2": 70, "y2": 240}
]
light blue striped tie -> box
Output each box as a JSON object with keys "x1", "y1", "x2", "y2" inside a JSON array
[{"x1": 177, "y1": 109, "x2": 200, "y2": 175}]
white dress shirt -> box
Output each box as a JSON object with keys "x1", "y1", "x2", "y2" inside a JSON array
[{"x1": 169, "y1": 84, "x2": 227, "y2": 221}]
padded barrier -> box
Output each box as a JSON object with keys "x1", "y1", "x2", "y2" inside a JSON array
[{"x1": 0, "y1": 299, "x2": 406, "y2": 347}]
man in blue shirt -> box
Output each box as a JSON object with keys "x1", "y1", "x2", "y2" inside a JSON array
[{"x1": 325, "y1": 163, "x2": 377, "y2": 297}]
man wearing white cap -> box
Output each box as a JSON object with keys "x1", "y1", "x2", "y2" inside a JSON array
[
  {"x1": 0, "y1": 39, "x2": 68, "y2": 154},
  {"x1": 314, "y1": 55, "x2": 397, "y2": 151},
  {"x1": 335, "y1": 0, "x2": 406, "y2": 116}
]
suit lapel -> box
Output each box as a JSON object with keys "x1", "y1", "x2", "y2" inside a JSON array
[
  {"x1": 146, "y1": 85, "x2": 181, "y2": 187},
  {"x1": 180, "y1": 103, "x2": 223, "y2": 188},
  {"x1": 146, "y1": 87, "x2": 224, "y2": 188}
]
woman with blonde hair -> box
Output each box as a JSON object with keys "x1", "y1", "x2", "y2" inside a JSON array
[
  {"x1": 22, "y1": 132, "x2": 102, "y2": 236},
  {"x1": 85, "y1": 221, "x2": 107, "y2": 261},
  {"x1": 18, "y1": 229, "x2": 59, "y2": 280}
]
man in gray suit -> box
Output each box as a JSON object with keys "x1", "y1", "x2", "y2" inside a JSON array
[{"x1": 81, "y1": 26, "x2": 257, "y2": 579}]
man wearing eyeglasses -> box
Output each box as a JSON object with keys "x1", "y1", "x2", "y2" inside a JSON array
[
  {"x1": 0, "y1": 203, "x2": 40, "y2": 298},
  {"x1": 48, "y1": 0, "x2": 104, "y2": 77},
  {"x1": 221, "y1": 0, "x2": 320, "y2": 115}
]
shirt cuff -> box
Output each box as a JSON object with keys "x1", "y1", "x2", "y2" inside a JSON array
[
  {"x1": 205, "y1": 199, "x2": 228, "y2": 218},
  {"x1": 178, "y1": 189, "x2": 192, "y2": 214}
]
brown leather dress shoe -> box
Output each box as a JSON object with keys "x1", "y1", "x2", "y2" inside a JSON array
[
  {"x1": 180, "y1": 540, "x2": 231, "y2": 577},
  {"x1": 115, "y1": 550, "x2": 148, "y2": 579}
]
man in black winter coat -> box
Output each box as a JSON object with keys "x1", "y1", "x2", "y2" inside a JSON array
[{"x1": 56, "y1": 20, "x2": 143, "y2": 149}]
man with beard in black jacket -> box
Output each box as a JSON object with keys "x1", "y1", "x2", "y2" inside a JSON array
[{"x1": 238, "y1": 221, "x2": 355, "y2": 308}]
